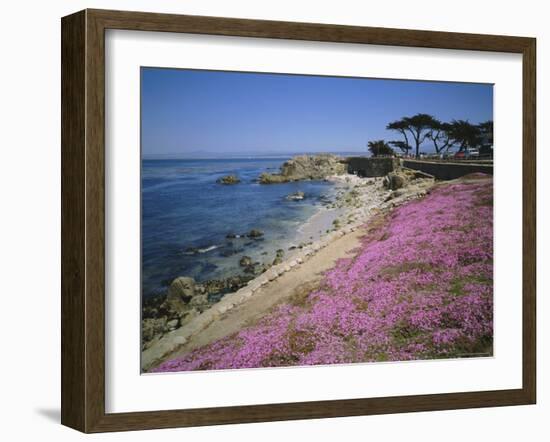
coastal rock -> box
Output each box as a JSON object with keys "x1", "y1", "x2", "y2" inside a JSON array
[
  {"x1": 259, "y1": 173, "x2": 289, "y2": 184},
  {"x1": 244, "y1": 262, "x2": 267, "y2": 275},
  {"x1": 259, "y1": 154, "x2": 346, "y2": 184},
  {"x1": 383, "y1": 169, "x2": 435, "y2": 191},
  {"x1": 247, "y1": 229, "x2": 264, "y2": 238},
  {"x1": 167, "y1": 319, "x2": 179, "y2": 331},
  {"x1": 239, "y1": 255, "x2": 253, "y2": 267},
  {"x1": 165, "y1": 276, "x2": 196, "y2": 312},
  {"x1": 216, "y1": 303, "x2": 232, "y2": 315},
  {"x1": 271, "y1": 248, "x2": 286, "y2": 266},
  {"x1": 201, "y1": 279, "x2": 225, "y2": 295},
  {"x1": 180, "y1": 308, "x2": 200, "y2": 325},
  {"x1": 286, "y1": 191, "x2": 305, "y2": 201},
  {"x1": 142, "y1": 317, "x2": 168, "y2": 347},
  {"x1": 226, "y1": 275, "x2": 251, "y2": 292},
  {"x1": 383, "y1": 171, "x2": 408, "y2": 190},
  {"x1": 236, "y1": 289, "x2": 253, "y2": 301},
  {"x1": 189, "y1": 294, "x2": 209, "y2": 309},
  {"x1": 183, "y1": 246, "x2": 199, "y2": 255},
  {"x1": 216, "y1": 174, "x2": 241, "y2": 185}
]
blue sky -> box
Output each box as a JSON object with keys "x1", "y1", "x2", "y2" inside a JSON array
[{"x1": 141, "y1": 67, "x2": 493, "y2": 157}]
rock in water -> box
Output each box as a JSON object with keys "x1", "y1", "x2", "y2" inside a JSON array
[
  {"x1": 247, "y1": 229, "x2": 264, "y2": 238},
  {"x1": 272, "y1": 249, "x2": 285, "y2": 266},
  {"x1": 259, "y1": 154, "x2": 346, "y2": 183},
  {"x1": 259, "y1": 172, "x2": 289, "y2": 184},
  {"x1": 286, "y1": 191, "x2": 305, "y2": 201},
  {"x1": 216, "y1": 174, "x2": 241, "y2": 184},
  {"x1": 239, "y1": 255, "x2": 253, "y2": 267}
]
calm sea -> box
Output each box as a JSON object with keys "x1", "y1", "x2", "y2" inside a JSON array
[{"x1": 141, "y1": 157, "x2": 336, "y2": 299}]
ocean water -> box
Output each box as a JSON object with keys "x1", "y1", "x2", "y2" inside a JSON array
[{"x1": 141, "y1": 158, "x2": 336, "y2": 299}]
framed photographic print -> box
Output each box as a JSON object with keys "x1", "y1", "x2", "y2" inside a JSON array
[{"x1": 61, "y1": 9, "x2": 536, "y2": 433}]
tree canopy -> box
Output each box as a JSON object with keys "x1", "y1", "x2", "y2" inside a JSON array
[
  {"x1": 446, "y1": 120, "x2": 482, "y2": 151},
  {"x1": 387, "y1": 114, "x2": 439, "y2": 158},
  {"x1": 385, "y1": 113, "x2": 493, "y2": 157},
  {"x1": 367, "y1": 140, "x2": 394, "y2": 157}
]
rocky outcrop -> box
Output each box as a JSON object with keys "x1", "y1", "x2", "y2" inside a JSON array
[
  {"x1": 382, "y1": 168, "x2": 435, "y2": 204},
  {"x1": 383, "y1": 168, "x2": 434, "y2": 191},
  {"x1": 286, "y1": 191, "x2": 305, "y2": 201},
  {"x1": 165, "y1": 276, "x2": 196, "y2": 311},
  {"x1": 259, "y1": 154, "x2": 346, "y2": 184},
  {"x1": 216, "y1": 174, "x2": 241, "y2": 184},
  {"x1": 142, "y1": 317, "x2": 168, "y2": 344},
  {"x1": 383, "y1": 171, "x2": 408, "y2": 190},
  {"x1": 239, "y1": 255, "x2": 253, "y2": 267},
  {"x1": 247, "y1": 229, "x2": 264, "y2": 238},
  {"x1": 142, "y1": 276, "x2": 212, "y2": 350},
  {"x1": 272, "y1": 249, "x2": 285, "y2": 265}
]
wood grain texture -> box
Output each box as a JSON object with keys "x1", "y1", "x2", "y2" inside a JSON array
[
  {"x1": 61, "y1": 10, "x2": 86, "y2": 431},
  {"x1": 522, "y1": 38, "x2": 536, "y2": 403},
  {"x1": 61, "y1": 8, "x2": 537, "y2": 433}
]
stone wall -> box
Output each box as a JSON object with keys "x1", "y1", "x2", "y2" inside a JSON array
[
  {"x1": 403, "y1": 159, "x2": 493, "y2": 180},
  {"x1": 346, "y1": 156, "x2": 399, "y2": 177}
]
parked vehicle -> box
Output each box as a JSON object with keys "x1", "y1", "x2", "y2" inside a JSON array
[
  {"x1": 453, "y1": 148, "x2": 479, "y2": 159},
  {"x1": 454, "y1": 151, "x2": 466, "y2": 159}
]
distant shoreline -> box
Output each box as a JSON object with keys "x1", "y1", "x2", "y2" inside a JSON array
[{"x1": 142, "y1": 151, "x2": 368, "y2": 161}]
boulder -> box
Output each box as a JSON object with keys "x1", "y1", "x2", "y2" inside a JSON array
[
  {"x1": 166, "y1": 319, "x2": 179, "y2": 331},
  {"x1": 201, "y1": 279, "x2": 225, "y2": 295},
  {"x1": 383, "y1": 171, "x2": 408, "y2": 190},
  {"x1": 164, "y1": 276, "x2": 196, "y2": 312},
  {"x1": 189, "y1": 294, "x2": 209, "y2": 309},
  {"x1": 216, "y1": 174, "x2": 241, "y2": 184},
  {"x1": 247, "y1": 229, "x2": 264, "y2": 238},
  {"x1": 239, "y1": 255, "x2": 253, "y2": 267},
  {"x1": 142, "y1": 317, "x2": 168, "y2": 346},
  {"x1": 259, "y1": 173, "x2": 289, "y2": 184}
]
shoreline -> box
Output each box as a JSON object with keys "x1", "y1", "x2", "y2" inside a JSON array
[
  {"x1": 143, "y1": 172, "x2": 342, "y2": 301},
  {"x1": 141, "y1": 172, "x2": 435, "y2": 372}
]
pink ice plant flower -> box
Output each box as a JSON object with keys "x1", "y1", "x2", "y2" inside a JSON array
[{"x1": 153, "y1": 177, "x2": 494, "y2": 372}]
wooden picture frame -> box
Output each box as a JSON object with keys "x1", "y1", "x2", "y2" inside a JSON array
[{"x1": 61, "y1": 8, "x2": 536, "y2": 433}]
